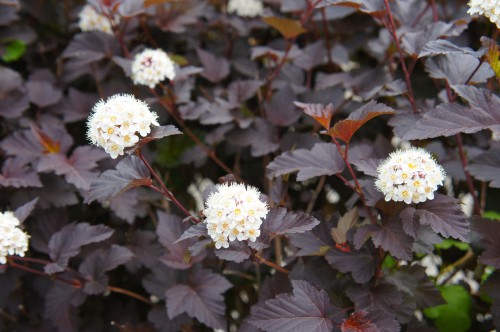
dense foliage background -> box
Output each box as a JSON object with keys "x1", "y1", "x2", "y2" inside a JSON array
[{"x1": 1, "y1": 0, "x2": 500, "y2": 331}]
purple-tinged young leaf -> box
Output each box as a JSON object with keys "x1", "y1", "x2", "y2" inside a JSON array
[
  {"x1": 37, "y1": 146, "x2": 107, "y2": 190},
  {"x1": 227, "y1": 79, "x2": 263, "y2": 105},
  {"x1": 332, "y1": 208, "x2": 358, "y2": 245},
  {"x1": 328, "y1": 101, "x2": 394, "y2": 143},
  {"x1": 196, "y1": 48, "x2": 230, "y2": 83},
  {"x1": 401, "y1": 21, "x2": 468, "y2": 57},
  {"x1": 471, "y1": 217, "x2": 500, "y2": 268},
  {"x1": 165, "y1": 269, "x2": 231, "y2": 330},
  {"x1": 387, "y1": 266, "x2": 444, "y2": 308},
  {"x1": 425, "y1": 54, "x2": 493, "y2": 85},
  {"x1": 176, "y1": 223, "x2": 208, "y2": 243},
  {"x1": 85, "y1": 156, "x2": 151, "y2": 203},
  {"x1": 347, "y1": 281, "x2": 403, "y2": 315},
  {"x1": 45, "y1": 222, "x2": 114, "y2": 274},
  {"x1": 249, "y1": 280, "x2": 334, "y2": 332},
  {"x1": 266, "y1": 143, "x2": 345, "y2": 181},
  {"x1": 13, "y1": 197, "x2": 38, "y2": 224},
  {"x1": 419, "y1": 39, "x2": 483, "y2": 58},
  {"x1": 229, "y1": 118, "x2": 280, "y2": 157},
  {"x1": 45, "y1": 282, "x2": 86, "y2": 332},
  {"x1": 214, "y1": 241, "x2": 251, "y2": 263},
  {"x1": 0, "y1": 157, "x2": 42, "y2": 188},
  {"x1": 325, "y1": 245, "x2": 376, "y2": 284},
  {"x1": 26, "y1": 80, "x2": 62, "y2": 108},
  {"x1": 416, "y1": 194, "x2": 469, "y2": 242},
  {"x1": 399, "y1": 85, "x2": 500, "y2": 140},
  {"x1": 79, "y1": 245, "x2": 134, "y2": 295},
  {"x1": 295, "y1": 101, "x2": 334, "y2": 129},
  {"x1": 157, "y1": 212, "x2": 206, "y2": 269},
  {"x1": 341, "y1": 311, "x2": 378, "y2": 332},
  {"x1": 264, "y1": 85, "x2": 302, "y2": 127},
  {"x1": 124, "y1": 125, "x2": 182, "y2": 154},
  {"x1": 467, "y1": 147, "x2": 500, "y2": 188}
]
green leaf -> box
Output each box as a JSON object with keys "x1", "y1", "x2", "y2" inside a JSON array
[
  {"x1": 424, "y1": 285, "x2": 471, "y2": 332},
  {"x1": 2, "y1": 40, "x2": 26, "y2": 62},
  {"x1": 156, "y1": 133, "x2": 196, "y2": 168},
  {"x1": 484, "y1": 210, "x2": 500, "y2": 220},
  {"x1": 435, "y1": 239, "x2": 469, "y2": 251},
  {"x1": 382, "y1": 255, "x2": 397, "y2": 269}
]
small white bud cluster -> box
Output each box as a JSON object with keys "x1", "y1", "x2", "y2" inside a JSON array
[
  {"x1": 227, "y1": 0, "x2": 264, "y2": 18},
  {"x1": 78, "y1": 4, "x2": 119, "y2": 34},
  {"x1": 131, "y1": 49, "x2": 176, "y2": 88},
  {"x1": 203, "y1": 183, "x2": 268, "y2": 249},
  {"x1": 375, "y1": 147, "x2": 446, "y2": 204},
  {"x1": 87, "y1": 94, "x2": 159, "y2": 159},
  {"x1": 467, "y1": 0, "x2": 500, "y2": 28},
  {"x1": 0, "y1": 211, "x2": 29, "y2": 264}
]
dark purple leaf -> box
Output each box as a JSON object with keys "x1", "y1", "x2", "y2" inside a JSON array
[
  {"x1": 148, "y1": 307, "x2": 190, "y2": 332},
  {"x1": 125, "y1": 125, "x2": 182, "y2": 154},
  {"x1": 117, "y1": 0, "x2": 145, "y2": 17},
  {"x1": 157, "y1": 212, "x2": 205, "y2": 269},
  {"x1": 125, "y1": 230, "x2": 162, "y2": 271},
  {"x1": 471, "y1": 217, "x2": 500, "y2": 268},
  {"x1": 79, "y1": 245, "x2": 134, "y2": 294},
  {"x1": 467, "y1": 147, "x2": 500, "y2": 188},
  {"x1": 229, "y1": 118, "x2": 280, "y2": 157},
  {"x1": 0, "y1": 66, "x2": 29, "y2": 118},
  {"x1": 85, "y1": 156, "x2": 152, "y2": 203},
  {"x1": 413, "y1": 226, "x2": 443, "y2": 255},
  {"x1": 401, "y1": 21, "x2": 468, "y2": 56},
  {"x1": 340, "y1": 311, "x2": 378, "y2": 332},
  {"x1": 176, "y1": 223, "x2": 208, "y2": 243},
  {"x1": 26, "y1": 80, "x2": 62, "y2": 107},
  {"x1": 12, "y1": 175, "x2": 79, "y2": 209},
  {"x1": 108, "y1": 188, "x2": 148, "y2": 223},
  {"x1": 0, "y1": 157, "x2": 42, "y2": 188},
  {"x1": 227, "y1": 79, "x2": 263, "y2": 105},
  {"x1": 387, "y1": 266, "x2": 444, "y2": 308},
  {"x1": 214, "y1": 241, "x2": 251, "y2": 263},
  {"x1": 61, "y1": 32, "x2": 119, "y2": 67},
  {"x1": 360, "y1": 217, "x2": 413, "y2": 260},
  {"x1": 197, "y1": 48, "x2": 230, "y2": 83},
  {"x1": 142, "y1": 264, "x2": 179, "y2": 300},
  {"x1": 51, "y1": 88, "x2": 98, "y2": 123},
  {"x1": 316, "y1": 0, "x2": 385, "y2": 16},
  {"x1": 481, "y1": 271, "x2": 500, "y2": 330},
  {"x1": 419, "y1": 39, "x2": 483, "y2": 58},
  {"x1": 416, "y1": 194, "x2": 469, "y2": 242},
  {"x1": 249, "y1": 280, "x2": 334, "y2": 332},
  {"x1": 1, "y1": 129, "x2": 47, "y2": 162},
  {"x1": 289, "y1": 215, "x2": 336, "y2": 256},
  {"x1": 264, "y1": 85, "x2": 302, "y2": 127},
  {"x1": 37, "y1": 146, "x2": 107, "y2": 190},
  {"x1": 347, "y1": 281, "x2": 403, "y2": 314},
  {"x1": 425, "y1": 54, "x2": 493, "y2": 85},
  {"x1": 13, "y1": 197, "x2": 38, "y2": 223},
  {"x1": 165, "y1": 269, "x2": 231, "y2": 330},
  {"x1": 267, "y1": 143, "x2": 345, "y2": 181},
  {"x1": 400, "y1": 206, "x2": 419, "y2": 238},
  {"x1": 325, "y1": 245, "x2": 376, "y2": 284},
  {"x1": 399, "y1": 85, "x2": 500, "y2": 140},
  {"x1": 45, "y1": 281, "x2": 86, "y2": 332},
  {"x1": 45, "y1": 222, "x2": 114, "y2": 273},
  {"x1": 294, "y1": 40, "x2": 326, "y2": 71},
  {"x1": 199, "y1": 98, "x2": 234, "y2": 125}
]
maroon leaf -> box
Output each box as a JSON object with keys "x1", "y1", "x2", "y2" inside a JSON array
[
  {"x1": 45, "y1": 282, "x2": 86, "y2": 332},
  {"x1": 399, "y1": 85, "x2": 500, "y2": 140},
  {"x1": 37, "y1": 146, "x2": 107, "y2": 190},
  {"x1": 26, "y1": 80, "x2": 62, "y2": 107},
  {"x1": 341, "y1": 311, "x2": 378, "y2": 332},
  {"x1": 419, "y1": 39, "x2": 483, "y2": 58},
  {"x1": 125, "y1": 230, "x2": 162, "y2": 271},
  {"x1": 467, "y1": 147, "x2": 500, "y2": 188},
  {"x1": 400, "y1": 207, "x2": 419, "y2": 238},
  {"x1": 328, "y1": 101, "x2": 394, "y2": 143},
  {"x1": 79, "y1": 245, "x2": 134, "y2": 295},
  {"x1": 13, "y1": 197, "x2": 38, "y2": 223},
  {"x1": 157, "y1": 211, "x2": 206, "y2": 269},
  {"x1": 346, "y1": 282, "x2": 403, "y2": 315},
  {"x1": 264, "y1": 85, "x2": 302, "y2": 127},
  {"x1": 45, "y1": 222, "x2": 114, "y2": 274},
  {"x1": 416, "y1": 194, "x2": 469, "y2": 242},
  {"x1": 227, "y1": 79, "x2": 263, "y2": 105},
  {"x1": 425, "y1": 54, "x2": 493, "y2": 85},
  {"x1": 325, "y1": 245, "x2": 376, "y2": 284},
  {"x1": 249, "y1": 280, "x2": 334, "y2": 332},
  {"x1": 165, "y1": 269, "x2": 231, "y2": 330},
  {"x1": 471, "y1": 217, "x2": 500, "y2": 268},
  {"x1": 214, "y1": 241, "x2": 251, "y2": 263},
  {"x1": 124, "y1": 125, "x2": 182, "y2": 154},
  {"x1": 196, "y1": 48, "x2": 230, "y2": 83},
  {"x1": 108, "y1": 188, "x2": 148, "y2": 224},
  {"x1": 176, "y1": 223, "x2": 208, "y2": 243},
  {"x1": 266, "y1": 143, "x2": 345, "y2": 181},
  {"x1": 85, "y1": 156, "x2": 152, "y2": 203},
  {"x1": 0, "y1": 157, "x2": 42, "y2": 188}
]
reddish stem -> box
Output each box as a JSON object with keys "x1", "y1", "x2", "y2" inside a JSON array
[
  {"x1": 108, "y1": 285, "x2": 153, "y2": 305},
  {"x1": 254, "y1": 253, "x2": 289, "y2": 274}
]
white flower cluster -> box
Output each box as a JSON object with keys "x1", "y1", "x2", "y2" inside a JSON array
[
  {"x1": 203, "y1": 183, "x2": 268, "y2": 249},
  {"x1": 78, "y1": 4, "x2": 118, "y2": 34},
  {"x1": 0, "y1": 211, "x2": 29, "y2": 264},
  {"x1": 131, "y1": 49, "x2": 176, "y2": 88},
  {"x1": 87, "y1": 94, "x2": 159, "y2": 159},
  {"x1": 375, "y1": 147, "x2": 446, "y2": 204},
  {"x1": 467, "y1": 0, "x2": 500, "y2": 28},
  {"x1": 227, "y1": 0, "x2": 264, "y2": 18}
]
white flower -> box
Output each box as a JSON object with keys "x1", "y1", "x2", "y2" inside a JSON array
[
  {"x1": 0, "y1": 211, "x2": 30, "y2": 264},
  {"x1": 227, "y1": 0, "x2": 264, "y2": 18},
  {"x1": 203, "y1": 183, "x2": 268, "y2": 248},
  {"x1": 468, "y1": 0, "x2": 500, "y2": 28},
  {"x1": 87, "y1": 94, "x2": 159, "y2": 159},
  {"x1": 78, "y1": 4, "x2": 119, "y2": 34},
  {"x1": 131, "y1": 49, "x2": 176, "y2": 88},
  {"x1": 375, "y1": 147, "x2": 446, "y2": 204}
]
